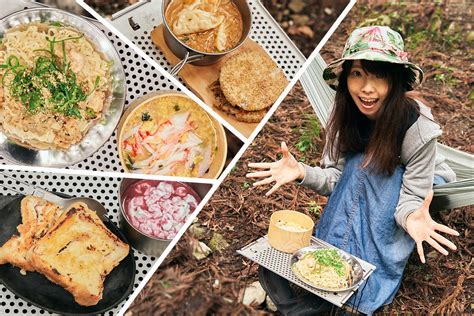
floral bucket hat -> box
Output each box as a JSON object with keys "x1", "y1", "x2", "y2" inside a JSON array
[{"x1": 323, "y1": 26, "x2": 424, "y2": 90}]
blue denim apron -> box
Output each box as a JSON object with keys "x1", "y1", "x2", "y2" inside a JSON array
[{"x1": 315, "y1": 153, "x2": 414, "y2": 315}]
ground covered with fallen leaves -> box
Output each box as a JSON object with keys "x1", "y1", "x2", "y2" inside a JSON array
[
  {"x1": 127, "y1": 2, "x2": 473, "y2": 315},
  {"x1": 84, "y1": 0, "x2": 137, "y2": 18},
  {"x1": 261, "y1": 0, "x2": 349, "y2": 57}
]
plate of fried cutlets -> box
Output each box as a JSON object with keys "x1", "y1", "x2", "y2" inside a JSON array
[{"x1": 0, "y1": 195, "x2": 135, "y2": 314}]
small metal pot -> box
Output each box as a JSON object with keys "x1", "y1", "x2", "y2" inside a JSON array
[
  {"x1": 118, "y1": 178, "x2": 210, "y2": 257},
  {"x1": 161, "y1": 0, "x2": 252, "y2": 75},
  {"x1": 116, "y1": 90, "x2": 228, "y2": 179}
]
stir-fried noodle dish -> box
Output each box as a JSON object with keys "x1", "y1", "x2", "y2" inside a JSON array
[
  {"x1": 292, "y1": 249, "x2": 352, "y2": 290},
  {"x1": 0, "y1": 22, "x2": 112, "y2": 150}
]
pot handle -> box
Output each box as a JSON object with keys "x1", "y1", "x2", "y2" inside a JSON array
[
  {"x1": 0, "y1": 172, "x2": 65, "y2": 206},
  {"x1": 169, "y1": 51, "x2": 205, "y2": 76}
]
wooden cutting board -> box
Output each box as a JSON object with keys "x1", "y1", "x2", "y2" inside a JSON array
[{"x1": 151, "y1": 24, "x2": 269, "y2": 138}]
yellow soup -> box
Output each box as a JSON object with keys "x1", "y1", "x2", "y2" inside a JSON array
[{"x1": 120, "y1": 95, "x2": 217, "y2": 177}]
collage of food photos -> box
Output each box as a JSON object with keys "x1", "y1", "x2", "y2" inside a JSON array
[{"x1": 0, "y1": 0, "x2": 472, "y2": 315}]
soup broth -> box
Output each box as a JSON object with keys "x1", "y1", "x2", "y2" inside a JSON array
[
  {"x1": 165, "y1": 0, "x2": 243, "y2": 53},
  {"x1": 120, "y1": 95, "x2": 217, "y2": 177}
]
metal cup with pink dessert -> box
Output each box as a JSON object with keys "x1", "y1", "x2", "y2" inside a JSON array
[{"x1": 119, "y1": 178, "x2": 203, "y2": 257}]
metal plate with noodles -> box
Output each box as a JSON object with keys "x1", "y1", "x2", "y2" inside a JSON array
[
  {"x1": 291, "y1": 245, "x2": 365, "y2": 293},
  {"x1": 0, "y1": 8, "x2": 125, "y2": 167}
]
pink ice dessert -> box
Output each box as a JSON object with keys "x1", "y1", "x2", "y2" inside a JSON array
[{"x1": 122, "y1": 180, "x2": 200, "y2": 240}]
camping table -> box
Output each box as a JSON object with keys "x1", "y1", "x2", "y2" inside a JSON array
[
  {"x1": 238, "y1": 235, "x2": 376, "y2": 310},
  {"x1": 0, "y1": 169, "x2": 157, "y2": 316}
]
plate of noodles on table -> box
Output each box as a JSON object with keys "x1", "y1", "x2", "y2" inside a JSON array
[
  {"x1": 290, "y1": 245, "x2": 365, "y2": 292},
  {"x1": 0, "y1": 8, "x2": 125, "y2": 167}
]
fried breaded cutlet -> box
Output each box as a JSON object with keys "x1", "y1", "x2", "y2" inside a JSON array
[
  {"x1": 0, "y1": 196, "x2": 63, "y2": 273},
  {"x1": 209, "y1": 80, "x2": 268, "y2": 123},
  {"x1": 29, "y1": 202, "x2": 129, "y2": 306},
  {"x1": 219, "y1": 50, "x2": 288, "y2": 112},
  {"x1": 215, "y1": 101, "x2": 269, "y2": 123}
]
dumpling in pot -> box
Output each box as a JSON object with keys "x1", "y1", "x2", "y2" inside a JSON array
[
  {"x1": 215, "y1": 23, "x2": 227, "y2": 51},
  {"x1": 199, "y1": 0, "x2": 221, "y2": 12},
  {"x1": 172, "y1": 8, "x2": 224, "y2": 35}
]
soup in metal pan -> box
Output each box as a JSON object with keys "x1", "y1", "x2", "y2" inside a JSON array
[{"x1": 165, "y1": 0, "x2": 243, "y2": 53}]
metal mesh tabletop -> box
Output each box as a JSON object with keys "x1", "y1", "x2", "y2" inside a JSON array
[
  {"x1": 237, "y1": 235, "x2": 375, "y2": 308},
  {"x1": 0, "y1": 169, "x2": 156, "y2": 316}
]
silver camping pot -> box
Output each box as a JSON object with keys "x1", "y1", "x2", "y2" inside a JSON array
[
  {"x1": 118, "y1": 178, "x2": 210, "y2": 257},
  {"x1": 161, "y1": 0, "x2": 252, "y2": 75}
]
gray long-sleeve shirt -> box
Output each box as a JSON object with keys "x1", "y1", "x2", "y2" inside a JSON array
[{"x1": 299, "y1": 103, "x2": 456, "y2": 231}]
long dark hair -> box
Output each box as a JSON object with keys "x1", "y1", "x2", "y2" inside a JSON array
[{"x1": 326, "y1": 60, "x2": 420, "y2": 175}]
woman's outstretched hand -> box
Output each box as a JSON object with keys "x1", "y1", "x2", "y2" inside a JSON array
[
  {"x1": 246, "y1": 142, "x2": 305, "y2": 196},
  {"x1": 406, "y1": 190, "x2": 460, "y2": 263}
]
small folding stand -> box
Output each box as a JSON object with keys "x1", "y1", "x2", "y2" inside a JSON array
[{"x1": 238, "y1": 236, "x2": 376, "y2": 314}]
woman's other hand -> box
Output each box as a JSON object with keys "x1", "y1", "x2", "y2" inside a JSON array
[
  {"x1": 406, "y1": 190, "x2": 460, "y2": 263},
  {"x1": 246, "y1": 142, "x2": 305, "y2": 196}
]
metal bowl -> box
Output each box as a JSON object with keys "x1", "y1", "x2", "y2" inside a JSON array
[
  {"x1": 118, "y1": 178, "x2": 209, "y2": 257},
  {"x1": 0, "y1": 8, "x2": 126, "y2": 167},
  {"x1": 290, "y1": 245, "x2": 365, "y2": 293},
  {"x1": 116, "y1": 90, "x2": 228, "y2": 178},
  {"x1": 161, "y1": 0, "x2": 252, "y2": 74}
]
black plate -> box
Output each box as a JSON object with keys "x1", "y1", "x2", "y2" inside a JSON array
[{"x1": 0, "y1": 194, "x2": 136, "y2": 315}]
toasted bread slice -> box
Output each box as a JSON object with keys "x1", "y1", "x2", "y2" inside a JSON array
[
  {"x1": 0, "y1": 196, "x2": 63, "y2": 272},
  {"x1": 0, "y1": 236, "x2": 20, "y2": 265},
  {"x1": 219, "y1": 50, "x2": 288, "y2": 111},
  {"x1": 29, "y1": 202, "x2": 129, "y2": 306}
]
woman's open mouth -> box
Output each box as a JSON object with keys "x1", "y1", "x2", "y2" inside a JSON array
[{"x1": 359, "y1": 97, "x2": 379, "y2": 109}]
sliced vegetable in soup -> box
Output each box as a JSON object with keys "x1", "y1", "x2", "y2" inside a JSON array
[{"x1": 120, "y1": 95, "x2": 217, "y2": 177}]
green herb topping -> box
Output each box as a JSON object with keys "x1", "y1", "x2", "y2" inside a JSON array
[
  {"x1": 0, "y1": 33, "x2": 100, "y2": 119},
  {"x1": 49, "y1": 21, "x2": 63, "y2": 27},
  {"x1": 85, "y1": 107, "x2": 97, "y2": 119},
  {"x1": 141, "y1": 111, "x2": 151, "y2": 121},
  {"x1": 125, "y1": 153, "x2": 135, "y2": 170},
  {"x1": 308, "y1": 249, "x2": 346, "y2": 277}
]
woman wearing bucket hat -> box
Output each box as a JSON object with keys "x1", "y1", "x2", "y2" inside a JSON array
[{"x1": 247, "y1": 26, "x2": 459, "y2": 315}]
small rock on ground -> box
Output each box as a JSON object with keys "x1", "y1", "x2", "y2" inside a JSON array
[{"x1": 242, "y1": 281, "x2": 266, "y2": 306}]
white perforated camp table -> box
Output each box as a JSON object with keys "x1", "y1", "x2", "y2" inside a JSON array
[
  {"x1": 238, "y1": 235, "x2": 376, "y2": 309},
  {"x1": 0, "y1": 169, "x2": 157, "y2": 316}
]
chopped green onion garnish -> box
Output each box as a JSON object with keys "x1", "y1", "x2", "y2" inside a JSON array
[
  {"x1": 141, "y1": 112, "x2": 151, "y2": 121},
  {"x1": 0, "y1": 32, "x2": 100, "y2": 119}
]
